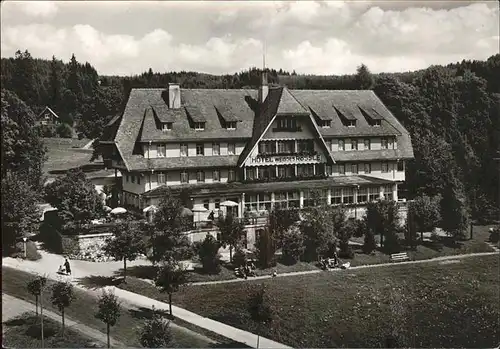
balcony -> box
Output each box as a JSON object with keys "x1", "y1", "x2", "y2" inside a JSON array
[
  {"x1": 256, "y1": 150, "x2": 317, "y2": 157},
  {"x1": 243, "y1": 173, "x2": 327, "y2": 184},
  {"x1": 272, "y1": 126, "x2": 302, "y2": 132}
]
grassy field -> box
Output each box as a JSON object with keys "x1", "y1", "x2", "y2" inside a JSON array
[
  {"x1": 116, "y1": 254, "x2": 499, "y2": 348},
  {"x1": 2, "y1": 267, "x2": 233, "y2": 348},
  {"x1": 3, "y1": 312, "x2": 98, "y2": 348},
  {"x1": 42, "y1": 137, "x2": 95, "y2": 175}
]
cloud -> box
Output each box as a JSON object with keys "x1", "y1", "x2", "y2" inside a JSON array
[
  {"x1": 1, "y1": 1, "x2": 498, "y2": 75},
  {"x1": 5, "y1": 0, "x2": 58, "y2": 18}
]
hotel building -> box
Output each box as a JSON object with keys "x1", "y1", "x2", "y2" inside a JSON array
[{"x1": 101, "y1": 74, "x2": 414, "y2": 224}]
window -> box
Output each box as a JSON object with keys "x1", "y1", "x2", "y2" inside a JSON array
[
  {"x1": 320, "y1": 120, "x2": 331, "y2": 128},
  {"x1": 384, "y1": 185, "x2": 393, "y2": 201},
  {"x1": 357, "y1": 187, "x2": 368, "y2": 203},
  {"x1": 215, "y1": 199, "x2": 220, "y2": 209},
  {"x1": 364, "y1": 163, "x2": 371, "y2": 174},
  {"x1": 297, "y1": 164, "x2": 314, "y2": 176},
  {"x1": 388, "y1": 137, "x2": 394, "y2": 149},
  {"x1": 369, "y1": 187, "x2": 379, "y2": 201},
  {"x1": 373, "y1": 120, "x2": 381, "y2": 127},
  {"x1": 397, "y1": 161, "x2": 404, "y2": 172},
  {"x1": 131, "y1": 175, "x2": 136, "y2": 183},
  {"x1": 162, "y1": 122, "x2": 172, "y2": 131},
  {"x1": 382, "y1": 162, "x2": 389, "y2": 173},
  {"x1": 351, "y1": 139, "x2": 358, "y2": 151},
  {"x1": 180, "y1": 171, "x2": 188, "y2": 183},
  {"x1": 343, "y1": 188, "x2": 354, "y2": 204},
  {"x1": 277, "y1": 140, "x2": 295, "y2": 154},
  {"x1": 258, "y1": 193, "x2": 271, "y2": 211},
  {"x1": 126, "y1": 174, "x2": 129, "y2": 182},
  {"x1": 277, "y1": 116, "x2": 298, "y2": 130},
  {"x1": 197, "y1": 171, "x2": 205, "y2": 183},
  {"x1": 158, "y1": 172, "x2": 166, "y2": 185},
  {"x1": 259, "y1": 142, "x2": 275, "y2": 154},
  {"x1": 196, "y1": 143, "x2": 204, "y2": 156},
  {"x1": 194, "y1": 122, "x2": 205, "y2": 130},
  {"x1": 298, "y1": 140, "x2": 314, "y2": 153},
  {"x1": 228, "y1": 169, "x2": 236, "y2": 182},
  {"x1": 364, "y1": 139, "x2": 371, "y2": 150},
  {"x1": 277, "y1": 166, "x2": 294, "y2": 178},
  {"x1": 347, "y1": 120, "x2": 356, "y2": 127},
  {"x1": 180, "y1": 143, "x2": 188, "y2": 157},
  {"x1": 137, "y1": 176, "x2": 141, "y2": 185},
  {"x1": 258, "y1": 167, "x2": 276, "y2": 180},
  {"x1": 203, "y1": 199, "x2": 209, "y2": 210},
  {"x1": 326, "y1": 165, "x2": 332, "y2": 176},
  {"x1": 228, "y1": 142, "x2": 235, "y2": 155},
  {"x1": 326, "y1": 140, "x2": 332, "y2": 151},
  {"x1": 351, "y1": 164, "x2": 358, "y2": 174},
  {"x1": 246, "y1": 167, "x2": 256, "y2": 180},
  {"x1": 331, "y1": 188, "x2": 342, "y2": 205},
  {"x1": 226, "y1": 121, "x2": 237, "y2": 130},
  {"x1": 338, "y1": 139, "x2": 345, "y2": 151},
  {"x1": 157, "y1": 144, "x2": 166, "y2": 157},
  {"x1": 212, "y1": 143, "x2": 220, "y2": 156},
  {"x1": 213, "y1": 170, "x2": 220, "y2": 182},
  {"x1": 339, "y1": 164, "x2": 345, "y2": 175},
  {"x1": 381, "y1": 138, "x2": 388, "y2": 150}
]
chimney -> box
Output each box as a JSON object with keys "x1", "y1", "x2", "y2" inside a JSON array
[
  {"x1": 258, "y1": 71, "x2": 268, "y2": 104},
  {"x1": 168, "y1": 83, "x2": 181, "y2": 109}
]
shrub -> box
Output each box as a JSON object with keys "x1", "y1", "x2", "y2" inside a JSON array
[
  {"x1": 232, "y1": 247, "x2": 247, "y2": 268},
  {"x1": 384, "y1": 230, "x2": 401, "y2": 254},
  {"x1": 363, "y1": 230, "x2": 377, "y2": 254},
  {"x1": 338, "y1": 246, "x2": 355, "y2": 259},
  {"x1": 254, "y1": 228, "x2": 277, "y2": 268},
  {"x1": 281, "y1": 225, "x2": 304, "y2": 264},
  {"x1": 14, "y1": 241, "x2": 42, "y2": 260},
  {"x1": 56, "y1": 123, "x2": 73, "y2": 138},
  {"x1": 198, "y1": 234, "x2": 221, "y2": 274}
]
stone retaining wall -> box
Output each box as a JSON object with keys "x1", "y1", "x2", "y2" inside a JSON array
[{"x1": 70, "y1": 232, "x2": 114, "y2": 262}]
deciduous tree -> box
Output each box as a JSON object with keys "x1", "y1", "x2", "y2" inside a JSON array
[
  {"x1": 281, "y1": 224, "x2": 305, "y2": 264},
  {"x1": 51, "y1": 281, "x2": 76, "y2": 335},
  {"x1": 155, "y1": 261, "x2": 188, "y2": 317},
  {"x1": 217, "y1": 213, "x2": 245, "y2": 263},
  {"x1": 247, "y1": 284, "x2": 273, "y2": 349},
  {"x1": 103, "y1": 220, "x2": 146, "y2": 282},
  {"x1": 198, "y1": 234, "x2": 221, "y2": 274},
  {"x1": 27, "y1": 275, "x2": 47, "y2": 316},
  {"x1": 408, "y1": 194, "x2": 442, "y2": 240},
  {"x1": 138, "y1": 306, "x2": 172, "y2": 348},
  {"x1": 95, "y1": 289, "x2": 121, "y2": 349},
  {"x1": 44, "y1": 169, "x2": 104, "y2": 224},
  {"x1": 365, "y1": 200, "x2": 401, "y2": 253}
]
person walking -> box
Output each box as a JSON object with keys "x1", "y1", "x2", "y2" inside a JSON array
[{"x1": 64, "y1": 258, "x2": 72, "y2": 275}]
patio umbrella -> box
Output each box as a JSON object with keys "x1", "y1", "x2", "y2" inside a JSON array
[
  {"x1": 142, "y1": 205, "x2": 158, "y2": 213},
  {"x1": 220, "y1": 200, "x2": 238, "y2": 207},
  {"x1": 110, "y1": 207, "x2": 127, "y2": 215}
]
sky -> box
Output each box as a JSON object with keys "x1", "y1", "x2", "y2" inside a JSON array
[{"x1": 1, "y1": 0, "x2": 499, "y2": 76}]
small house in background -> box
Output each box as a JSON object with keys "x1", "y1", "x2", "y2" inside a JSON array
[{"x1": 37, "y1": 106, "x2": 60, "y2": 126}]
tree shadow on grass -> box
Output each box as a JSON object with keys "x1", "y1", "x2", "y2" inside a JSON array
[
  {"x1": 128, "y1": 306, "x2": 171, "y2": 321},
  {"x1": 209, "y1": 341, "x2": 251, "y2": 348},
  {"x1": 77, "y1": 275, "x2": 122, "y2": 289},
  {"x1": 116, "y1": 265, "x2": 158, "y2": 280}
]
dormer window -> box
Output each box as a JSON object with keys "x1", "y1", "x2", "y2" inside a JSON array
[
  {"x1": 320, "y1": 120, "x2": 331, "y2": 128},
  {"x1": 225, "y1": 121, "x2": 237, "y2": 130},
  {"x1": 373, "y1": 120, "x2": 381, "y2": 127},
  {"x1": 162, "y1": 122, "x2": 172, "y2": 131},
  {"x1": 194, "y1": 122, "x2": 205, "y2": 130},
  {"x1": 347, "y1": 120, "x2": 356, "y2": 127},
  {"x1": 274, "y1": 116, "x2": 301, "y2": 132}
]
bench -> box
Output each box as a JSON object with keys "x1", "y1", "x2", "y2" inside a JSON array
[{"x1": 390, "y1": 252, "x2": 409, "y2": 262}]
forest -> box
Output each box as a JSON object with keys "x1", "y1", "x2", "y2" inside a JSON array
[{"x1": 1, "y1": 50, "x2": 499, "y2": 223}]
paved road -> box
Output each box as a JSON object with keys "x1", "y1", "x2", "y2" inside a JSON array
[{"x1": 2, "y1": 293, "x2": 122, "y2": 347}]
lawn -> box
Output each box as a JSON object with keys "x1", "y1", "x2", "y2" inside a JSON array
[
  {"x1": 116, "y1": 254, "x2": 500, "y2": 348},
  {"x1": 42, "y1": 137, "x2": 95, "y2": 175},
  {"x1": 3, "y1": 312, "x2": 98, "y2": 348},
  {"x1": 2, "y1": 267, "x2": 235, "y2": 348}
]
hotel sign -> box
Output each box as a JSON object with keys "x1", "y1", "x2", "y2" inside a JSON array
[{"x1": 250, "y1": 154, "x2": 322, "y2": 164}]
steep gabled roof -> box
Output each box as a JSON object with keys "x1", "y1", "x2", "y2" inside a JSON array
[
  {"x1": 185, "y1": 106, "x2": 206, "y2": 123},
  {"x1": 238, "y1": 87, "x2": 336, "y2": 167},
  {"x1": 37, "y1": 106, "x2": 59, "y2": 119}
]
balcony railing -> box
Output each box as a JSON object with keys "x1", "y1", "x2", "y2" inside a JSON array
[
  {"x1": 243, "y1": 173, "x2": 328, "y2": 183},
  {"x1": 257, "y1": 150, "x2": 317, "y2": 157}
]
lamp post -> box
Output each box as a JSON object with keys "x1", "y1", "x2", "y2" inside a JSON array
[{"x1": 23, "y1": 237, "x2": 27, "y2": 259}]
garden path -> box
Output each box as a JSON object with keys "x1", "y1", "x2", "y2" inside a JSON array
[{"x1": 2, "y1": 293, "x2": 122, "y2": 347}]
